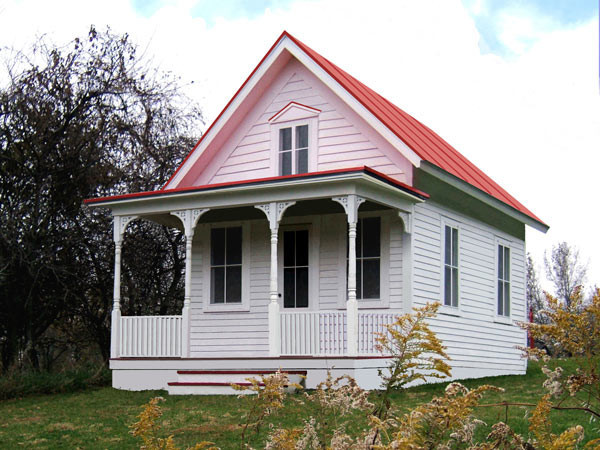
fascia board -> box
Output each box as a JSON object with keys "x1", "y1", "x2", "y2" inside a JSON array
[
  {"x1": 282, "y1": 40, "x2": 422, "y2": 168},
  {"x1": 91, "y1": 173, "x2": 424, "y2": 216},
  {"x1": 421, "y1": 162, "x2": 549, "y2": 233}
]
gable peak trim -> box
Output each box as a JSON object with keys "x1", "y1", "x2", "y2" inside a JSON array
[{"x1": 268, "y1": 101, "x2": 321, "y2": 123}]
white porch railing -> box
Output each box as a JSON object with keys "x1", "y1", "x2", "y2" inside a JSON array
[
  {"x1": 119, "y1": 315, "x2": 182, "y2": 357},
  {"x1": 280, "y1": 311, "x2": 346, "y2": 355},
  {"x1": 358, "y1": 312, "x2": 398, "y2": 354}
]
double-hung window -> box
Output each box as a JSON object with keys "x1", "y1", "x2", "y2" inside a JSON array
[
  {"x1": 443, "y1": 225, "x2": 459, "y2": 307},
  {"x1": 497, "y1": 244, "x2": 510, "y2": 316},
  {"x1": 279, "y1": 125, "x2": 308, "y2": 176},
  {"x1": 355, "y1": 217, "x2": 381, "y2": 299},
  {"x1": 210, "y1": 227, "x2": 242, "y2": 304}
]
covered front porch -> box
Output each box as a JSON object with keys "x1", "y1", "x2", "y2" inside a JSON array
[{"x1": 91, "y1": 168, "x2": 425, "y2": 362}]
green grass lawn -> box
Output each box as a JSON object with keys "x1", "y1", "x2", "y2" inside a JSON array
[{"x1": 0, "y1": 360, "x2": 598, "y2": 449}]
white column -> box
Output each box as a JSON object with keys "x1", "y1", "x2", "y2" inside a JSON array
[
  {"x1": 182, "y1": 234, "x2": 193, "y2": 357},
  {"x1": 256, "y1": 201, "x2": 295, "y2": 356},
  {"x1": 268, "y1": 224, "x2": 281, "y2": 356},
  {"x1": 346, "y1": 221, "x2": 359, "y2": 356},
  {"x1": 111, "y1": 239, "x2": 122, "y2": 359},
  {"x1": 111, "y1": 215, "x2": 137, "y2": 359},
  {"x1": 333, "y1": 195, "x2": 365, "y2": 356},
  {"x1": 171, "y1": 209, "x2": 208, "y2": 358}
]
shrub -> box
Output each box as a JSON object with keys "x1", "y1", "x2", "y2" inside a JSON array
[{"x1": 0, "y1": 365, "x2": 109, "y2": 400}]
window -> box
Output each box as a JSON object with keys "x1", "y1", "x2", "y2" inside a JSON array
[
  {"x1": 355, "y1": 217, "x2": 381, "y2": 299},
  {"x1": 283, "y1": 229, "x2": 309, "y2": 308},
  {"x1": 497, "y1": 244, "x2": 510, "y2": 316},
  {"x1": 444, "y1": 225, "x2": 459, "y2": 307},
  {"x1": 279, "y1": 125, "x2": 308, "y2": 176},
  {"x1": 210, "y1": 227, "x2": 242, "y2": 304}
]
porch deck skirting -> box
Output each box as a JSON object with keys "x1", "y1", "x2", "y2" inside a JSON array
[{"x1": 115, "y1": 311, "x2": 398, "y2": 359}]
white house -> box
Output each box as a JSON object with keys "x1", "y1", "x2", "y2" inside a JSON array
[{"x1": 85, "y1": 31, "x2": 548, "y2": 394}]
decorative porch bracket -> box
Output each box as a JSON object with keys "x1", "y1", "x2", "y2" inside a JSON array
[
  {"x1": 397, "y1": 209, "x2": 412, "y2": 235},
  {"x1": 255, "y1": 201, "x2": 296, "y2": 356},
  {"x1": 332, "y1": 195, "x2": 365, "y2": 356},
  {"x1": 171, "y1": 208, "x2": 209, "y2": 358},
  {"x1": 111, "y1": 215, "x2": 138, "y2": 359}
]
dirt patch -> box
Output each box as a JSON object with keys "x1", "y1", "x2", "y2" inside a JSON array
[
  {"x1": 172, "y1": 423, "x2": 241, "y2": 434},
  {"x1": 12, "y1": 415, "x2": 43, "y2": 423},
  {"x1": 46, "y1": 422, "x2": 78, "y2": 432}
]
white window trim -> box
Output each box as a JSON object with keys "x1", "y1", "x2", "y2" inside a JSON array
[
  {"x1": 439, "y1": 216, "x2": 461, "y2": 317},
  {"x1": 201, "y1": 221, "x2": 251, "y2": 313},
  {"x1": 277, "y1": 217, "x2": 320, "y2": 311},
  {"x1": 269, "y1": 116, "x2": 318, "y2": 176},
  {"x1": 337, "y1": 211, "x2": 390, "y2": 309},
  {"x1": 494, "y1": 236, "x2": 514, "y2": 325}
]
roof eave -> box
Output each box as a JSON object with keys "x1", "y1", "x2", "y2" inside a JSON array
[
  {"x1": 420, "y1": 161, "x2": 549, "y2": 233},
  {"x1": 85, "y1": 167, "x2": 428, "y2": 209}
]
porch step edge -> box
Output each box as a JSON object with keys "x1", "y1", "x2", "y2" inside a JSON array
[
  {"x1": 167, "y1": 382, "x2": 265, "y2": 387},
  {"x1": 176, "y1": 370, "x2": 307, "y2": 375}
]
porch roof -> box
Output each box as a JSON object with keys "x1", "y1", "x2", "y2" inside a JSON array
[{"x1": 84, "y1": 166, "x2": 428, "y2": 210}]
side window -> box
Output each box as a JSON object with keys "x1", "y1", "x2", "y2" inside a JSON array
[
  {"x1": 497, "y1": 244, "x2": 510, "y2": 316},
  {"x1": 443, "y1": 225, "x2": 459, "y2": 307},
  {"x1": 210, "y1": 227, "x2": 242, "y2": 304},
  {"x1": 279, "y1": 125, "x2": 308, "y2": 176},
  {"x1": 356, "y1": 217, "x2": 381, "y2": 299}
]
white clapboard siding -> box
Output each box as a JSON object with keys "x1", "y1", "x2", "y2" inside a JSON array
[
  {"x1": 189, "y1": 221, "x2": 270, "y2": 357},
  {"x1": 318, "y1": 214, "x2": 345, "y2": 310},
  {"x1": 209, "y1": 65, "x2": 406, "y2": 185},
  {"x1": 411, "y1": 201, "x2": 527, "y2": 371}
]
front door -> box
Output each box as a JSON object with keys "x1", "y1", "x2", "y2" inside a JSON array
[{"x1": 282, "y1": 229, "x2": 309, "y2": 308}]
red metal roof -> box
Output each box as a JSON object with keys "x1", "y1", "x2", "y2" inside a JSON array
[
  {"x1": 283, "y1": 32, "x2": 545, "y2": 226},
  {"x1": 99, "y1": 31, "x2": 543, "y2": 227}
]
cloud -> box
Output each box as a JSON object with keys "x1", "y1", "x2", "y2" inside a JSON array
[{"x1": 0, "y1": 0, "x2": 598, "y2": 287}]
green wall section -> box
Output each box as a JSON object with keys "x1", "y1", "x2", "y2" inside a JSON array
[{"x1": 414, "y1": 168, "x2": 525, "y2": 240}]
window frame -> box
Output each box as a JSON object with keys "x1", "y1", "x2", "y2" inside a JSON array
[
  {"x1": 494, "y1": 237, "x2": 513, "y2": 324},
  {"x1": 439, "y1": 217, "x2": 461, "y2": 316},
  {"x1": 270, "y1": 117, "x2": 318, "y2": 176},
  {"x1": 202, "y1": 221, "x2": 251, "y2": 313},
  {"x1": 338, "y1": 211, "x2": 390, "y2": 309}
]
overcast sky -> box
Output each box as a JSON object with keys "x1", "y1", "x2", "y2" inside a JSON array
[{"x1": 1, "y1": 0, "x2": 599, "y2": 290}]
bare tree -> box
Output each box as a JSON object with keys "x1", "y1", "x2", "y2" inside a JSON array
[
  {"x1": 0, "y1": 27, "x2": 202, "y2": 371},
  {"x1": 526, "y1": 254, "x2": 546, "y2": 324},
  {"x1": 544, "y1": 242, "x2": 587, "y2": 308}
]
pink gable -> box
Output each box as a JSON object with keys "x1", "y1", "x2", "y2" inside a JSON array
[{"x1": 192, "y1": 59, "x2": 413, "y2": 186}]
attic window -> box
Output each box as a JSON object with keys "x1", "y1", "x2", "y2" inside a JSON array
[
  {"x1": 279, "y1": 125, "x2": 308, "y2": 176},
  {"x1": 269, "y1": 102, "x2": 319, "y2": 176}
]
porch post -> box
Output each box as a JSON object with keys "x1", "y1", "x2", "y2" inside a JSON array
[
  {"x1": 112, "y1": 215, "x2": 137, "y2": 359},
  {"x1": 398, "y1": 209, "x2": 414, "y2": 313},
  {"x1": 171, "y1": 209, "x2": 208, "y2": 358},
  {"x1": 333, "y1": 195, "x2": 365, "y2": 356},
  {"x1": 256, "y1": 201, "x2": 295, "y2": 356}
]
